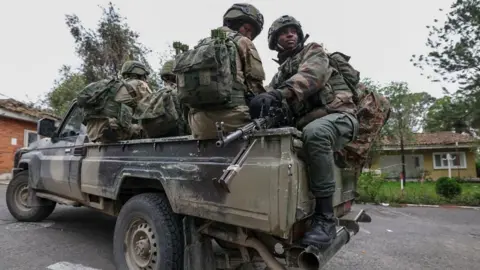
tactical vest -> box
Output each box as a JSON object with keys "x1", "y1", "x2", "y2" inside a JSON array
[{"x1": 270, "y1": 47, "x2": 359, "y2": 120}]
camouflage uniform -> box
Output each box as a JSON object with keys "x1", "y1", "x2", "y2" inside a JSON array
[
  {"x1": 136, "y1": 60, "x2": 190, "y2": 137},
  {"x1": 249, "y1": 15, "x2": 359, "y2": 249},
  {"x1": 160, "y1": 60, "x2": 178, "y2": 92},
  {"x1": 86, "y1": 61, "x2": 153, "y2": 142},
  {"x1": 188, "y1": 3, "x2": 266, "y2": 139}
]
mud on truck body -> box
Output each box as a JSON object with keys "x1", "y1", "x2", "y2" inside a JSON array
[{"x1": 6, "y1": 101, "x2": 371, "y2": 270}]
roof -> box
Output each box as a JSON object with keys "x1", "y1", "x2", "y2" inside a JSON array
[
  {"x1": 381, "y1": 131, "x2": 478, "y2": 147},
  {"x1": 0, "y1": 98, "x2": 60, "y2": 121}
]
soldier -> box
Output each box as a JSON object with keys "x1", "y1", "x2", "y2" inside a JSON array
[
  {"x1": 133, "y1": 60, "x2": 190, "y2": 138},
  {"x1": 185, "y1": 3, "x2": 266, "y2": 139},
  {"x1": 248, "y1": 15, "x2": 360, "y2": 249},
  {"x1": 160, "y1": 60, "x2": 177, "y2": 91},
  {"x1": 117, "y1": 60, "x2": 154, "y2": 106},
  {"x1": 81, "y1": 60, "x2": 153, "y2": 143}
]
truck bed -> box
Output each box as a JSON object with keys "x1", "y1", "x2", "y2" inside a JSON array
[{"x1": 78, "y1": 127, "x2": 354, "y2": 239}]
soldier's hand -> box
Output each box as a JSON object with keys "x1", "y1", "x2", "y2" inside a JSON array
[{"x1": 248, "y1": 90, "x2": 283, "y2": 119}]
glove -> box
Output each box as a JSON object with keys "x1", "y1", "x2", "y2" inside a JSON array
[{"x1": 248, "y1": 89, "x2": 283, "y2": 119}]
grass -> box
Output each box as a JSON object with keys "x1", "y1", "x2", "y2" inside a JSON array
[{"x1": 357, "y1": 181, "x2": 480, "y2": 206}]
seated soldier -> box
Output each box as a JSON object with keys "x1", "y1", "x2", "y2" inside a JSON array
[
  {"x1": 160, "y1": 60, "x2": 178, "y2": 91},
  {"x1": 249, "y1": 15, "x2": 359, "y2": 249},
  {"x1": 133, "y1": 60, "x2": 190, "y2": 138},
  {"x1": 182, "y1": 3, "x2": 266, "y2": 139},
  {"x1": 79, "y1": 60, "x2": 153, "y2": 143}
]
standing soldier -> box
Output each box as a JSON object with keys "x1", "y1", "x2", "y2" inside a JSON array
[
  {"x1": 248, "y1": 15, "x2": 360, "y2": 249},
  {"x1": 173, "y1": 3, "x2": 266, "y2": 139}
]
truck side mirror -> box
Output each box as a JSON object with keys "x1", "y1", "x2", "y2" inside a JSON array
[{"x1": 37, "y1": 118, "x2": 57, "y2": 138}]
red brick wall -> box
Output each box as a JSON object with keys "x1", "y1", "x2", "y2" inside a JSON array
[{"x1": 0, "y1": 116, "x2": 37, "y2": 173}]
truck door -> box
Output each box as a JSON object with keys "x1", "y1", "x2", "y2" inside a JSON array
[
  {"x1": 67, "y1": 107, "x2": 88, "y2": 201},
  {"x1": 39, "y1": 104, "x2": 84, "y2": 197}
]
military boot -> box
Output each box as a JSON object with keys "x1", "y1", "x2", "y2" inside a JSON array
[{"x1": 301, "y1": 196, "x2": 336, "y2": 249}]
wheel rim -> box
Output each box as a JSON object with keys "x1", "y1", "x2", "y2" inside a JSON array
[
  {"x1": 14, "y1": 183, "x2": 30, "y2": 212},
  {"x1": 125, "y1": 217, "x2": 158, "y2": 269}
]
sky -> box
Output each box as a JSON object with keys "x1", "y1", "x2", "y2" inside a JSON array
[{"x1": 0, "y1": 0, "x2": 457, "y2": 104}]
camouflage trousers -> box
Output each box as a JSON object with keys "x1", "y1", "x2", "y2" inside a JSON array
[
  {"x1": 188, "y1": 105, "x2": 251, "y2": 140},
  {"x1": 302, "y1": 112, "x2": 359, "y2": 198},
  {"x1": 86, "y1": 118, "x2": 143, "y2": 143}
]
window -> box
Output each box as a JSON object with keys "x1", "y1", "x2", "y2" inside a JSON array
[
  {"x1": 414, "y1": 156, "x2": 420, "y2": 168},
  {"x1": 58, "y1": 106, "x2": 86, "y2": 139},
  {"x1": 24, "y1": 130, "x2": 39, "y2": 147},
  {"x1": 433, "y1": 152, "x2": 467, "y2": 169}
]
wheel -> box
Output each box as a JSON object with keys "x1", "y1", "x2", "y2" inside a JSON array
[
  {"x1": 113, "y1": 193, "x2": 183, "y2": 270},
  {"x1": 6, "y1": 170, "x2": 56, "y2": 222}
]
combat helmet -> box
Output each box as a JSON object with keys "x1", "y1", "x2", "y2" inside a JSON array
[
  {"x1": 160, "y1": 60, "x2": 175, "y2": 78},
  {"x1": 223, "y1": 3, "x2": 264, "y2": 39},
  {"x1": 267, "y1": 15, "x2": 305, "y2": 50},
  {"x1": 121, "y1": 60, "x2": 150, "y2": 77}
]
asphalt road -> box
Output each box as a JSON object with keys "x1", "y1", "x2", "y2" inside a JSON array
[{"x1": 0, "y1": 184, "x2": 479, "y2": 270}]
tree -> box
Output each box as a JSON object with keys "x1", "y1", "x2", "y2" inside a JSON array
[
  {"x1": 410, "y1": 0, "x2": 480, "y2": 131},
  {"x1": 44, "y1": 2, "x2": 175, "y2": 113},
  {"x1": 46, "y1": 66, "x2": 87, "y2": 116},
  {"x1": 423, "y1": 95, "x2": 475, "y2": 134},
  {"x1": 379, "y1": 82, "x2": 436, "y2": 185},
  {"x1": 150, "y1": 44, "x2": 176, "y2": 90},
  {"x1": 65, "y1": 2, "x2": 152, "y2": 83}
]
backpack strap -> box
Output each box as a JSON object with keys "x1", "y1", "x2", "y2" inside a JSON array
[
  {"x1": 226, "y1": 31, "x2": 254, "y2": 99},
  {"x1": 327, "y1": 53, "x2": 360, "y2": 105},
  {"x1": 121, "y1": 79, "x2": 138, "y2": 99}
]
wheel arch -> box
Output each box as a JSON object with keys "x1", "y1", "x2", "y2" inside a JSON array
[{"x1": 113, "y1": 169, "x2": 178, "y2": 213}]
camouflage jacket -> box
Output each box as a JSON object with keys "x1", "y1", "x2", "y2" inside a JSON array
[
  {"x1": 116, "y1": 78, "x2": 153, "y2": 111},
  {"x1": 162, "y1": 81, "x2": 189, "y2": 128},
  {"x1": 268, "y1": 42, "x2": 357, "y2": 128},
  {"x1": 219, "y1": 26, "x2": 266, "y2": 96}
]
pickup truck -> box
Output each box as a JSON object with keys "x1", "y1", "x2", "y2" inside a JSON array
[{"x1": 6, "y1": 101, "x2": 371, "y2": 270}]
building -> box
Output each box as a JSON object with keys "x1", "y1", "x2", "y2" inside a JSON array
[
  {"x1": 0, "y1": 99, "x2": 59, "y2": 180},
  {"x1": 370, "y1": 131, "x2": 479, "y2": 180}
]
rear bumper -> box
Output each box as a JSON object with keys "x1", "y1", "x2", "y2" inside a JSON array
[{"x1": 293, "y1": 208, "x2": 372, "y2": 270}]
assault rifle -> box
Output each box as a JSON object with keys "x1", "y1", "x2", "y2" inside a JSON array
[
  {"x1": 213, "y1": 104, "x2": 292, "y2": 192},
  {"x1": 215, "y1": 105, "x2": 291, "y2": 148}
]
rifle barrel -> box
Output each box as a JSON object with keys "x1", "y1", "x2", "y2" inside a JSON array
[
  {"x1": 216, "y1": 129, "x2": 244, "y2": 147},
  {"x1": 215, "y1": 117, "x2": 272, "y2": 147}
]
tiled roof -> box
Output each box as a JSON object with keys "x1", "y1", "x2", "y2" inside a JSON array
[
  {"x1": 381, "y1": 131, "x2": 478, "y2": 146},
  {"x1": 0, "y1": 98, "x2": 60, "y2": 120}
]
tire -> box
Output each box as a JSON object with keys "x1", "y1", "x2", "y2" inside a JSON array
[
  {"x1": 6, "y1": 170, "x2": 56, "y2": 222},
  {"x1": 113, "y1": 193, "x2": 183, "y2": 270}
]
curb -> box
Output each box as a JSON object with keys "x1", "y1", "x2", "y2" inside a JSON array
[
  {"x1": 0, "y1": 181, "x2": 10, "y2": 185},
  {"x1": 367, "y1": 202, "x2": 480, "y2": 210},
  {"x1": 362, "y1": 202, "x2": 480, "y2": 210},
  {"x1": 399, "y1": 203, "x2": 480, "y2": 210}
]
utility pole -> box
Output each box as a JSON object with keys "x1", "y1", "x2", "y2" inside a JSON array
[{"x1": 399, "y1": 118, "x2": 406, "y2": 189}]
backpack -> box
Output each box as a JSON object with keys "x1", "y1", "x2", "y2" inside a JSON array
[
  {"x1": 327, "y1": 51, "x2": 361, "y2": 104},
  {"x1": 172, "y1": 29, "x2": 246, "y2": 110},
  {"x1": 77, "y1": 77, "x2": 137, "y2": 142},
  {"x1": 336, "y1": 87, "x2": 391, "y2": 169},
  {"x1": 133, "y1": 88, "x2": 187, "y2": 138}
]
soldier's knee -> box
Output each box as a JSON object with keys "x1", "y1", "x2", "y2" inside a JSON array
[{"x1": 302, "y1": 118, "x2": 336, "y2": 147}]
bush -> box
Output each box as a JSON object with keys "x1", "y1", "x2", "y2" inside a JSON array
[
  {"x1": 435, "y1": 177, "x2": 462, "y2": 199},
  {"x1": 358, "y1": 171, "x2": 385, "y2": 203}
]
